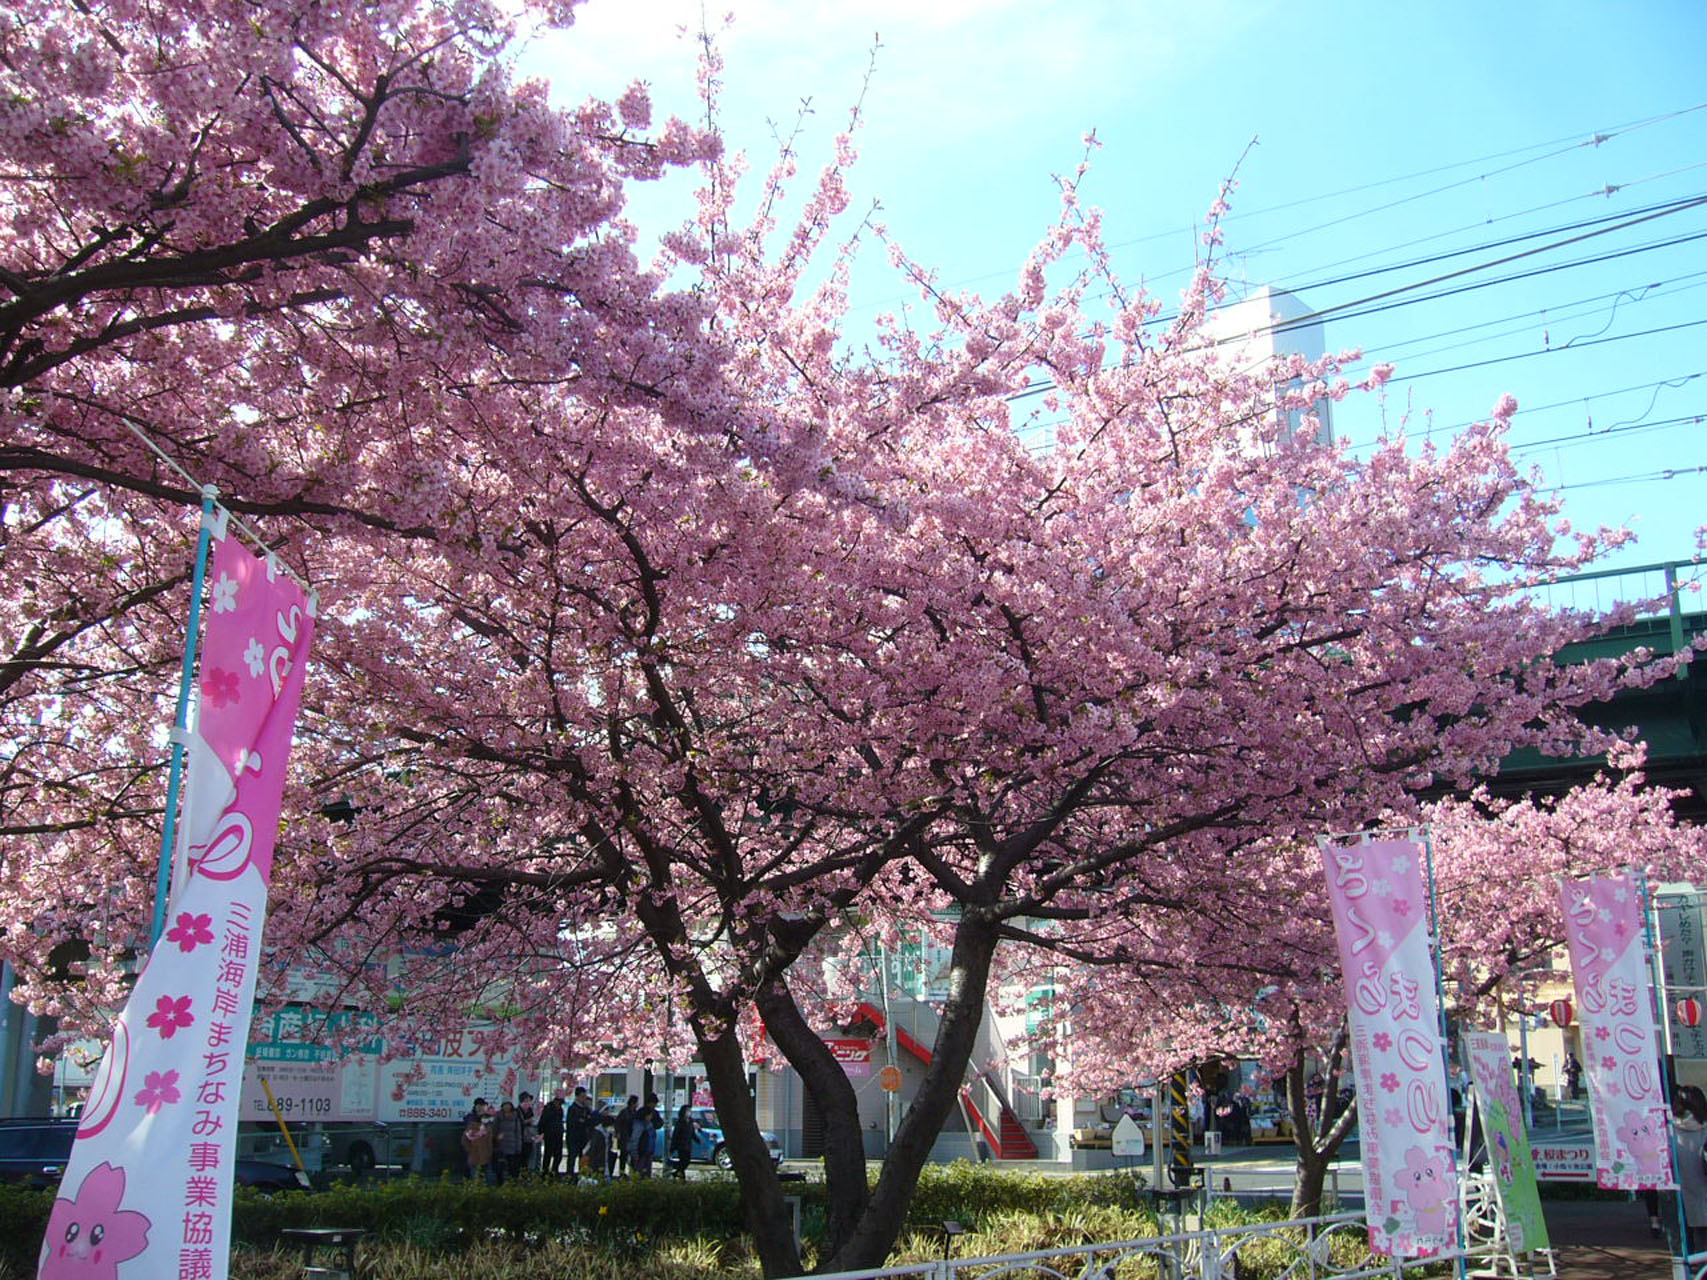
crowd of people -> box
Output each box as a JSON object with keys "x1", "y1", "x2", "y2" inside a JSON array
[{"x1": 459, "y1": 1088, "x2": 705, "y2": 1183}]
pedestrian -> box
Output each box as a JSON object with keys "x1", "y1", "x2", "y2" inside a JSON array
[
  {"x1": 461, "y1": 1106, "x2": 495, "y2": 1184},
  {"x1": 518, "y1": 1091, "x2": 539, "y2": 1175},
  {"x1": 564, "y1": 1086, "x2": 594, "y2": 1184},
  {"x1": 604, "y1": 1105, "x2": 621, "y2": 1178},
  {"x1": 630, "y1": 1094, "x2": 661, "y2": 1178},
  {"x1": 615, "y1": 1096, "x2": 640, "y2": 1177},
  {"x1": 539, "y1": 1095, "x2": 565, "y2": 1179},
  {"x1": 1675, "y1": 1085, "x2": 1707, "y2": 1254},
  {"x1": 1564, "y1": 1053, "x2": 1583, "y2": 1100},
  {"x1": 584, "y1": 1112, "x2": 611, "y2": 1183},
  {"x1": 493, "y1": 1100, "x2": 524, "y2": 1184},
  {"x1": 667, "y1": 1104, "x2": 697, "y2": 1179}
]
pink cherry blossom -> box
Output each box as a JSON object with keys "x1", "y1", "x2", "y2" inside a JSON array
[{"x1": 0, "y1": 5, "x2": 1694, "y2": 1270}]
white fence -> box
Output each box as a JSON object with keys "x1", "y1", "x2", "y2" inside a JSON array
[{"x1": 796, "y1": 1212, "x2": 1517, "y2": 1280}]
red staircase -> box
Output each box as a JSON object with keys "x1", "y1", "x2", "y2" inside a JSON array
[
  {"x1": 960, "y1": 1074, "x2": 1039, "y2": 1160},
  {"x1": 853, "y1": 1001, "x2": 1038, "y2": 1159}
]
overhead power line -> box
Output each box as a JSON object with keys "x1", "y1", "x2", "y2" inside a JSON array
[
  {"x1": 1556, "y1": 464, "x2": 1707, "y2": 493},
  {"x1": 1261, "y1": 192, "x2": 1707, "y2": 300},
  {"x1": 1230, "y1": 158, "x2": 1707, "y2": 298},
  {"x1": 1256, "y1": 195, "x2": 1707, "y2": 341},
  {"x1": 1386, "y1": 316, "x2": 1707, "y2": 385},
  {"x1": 1511, "y1": 410, "x2": 1706, "y2": 455},
  {"x1": 856, "y1": 101, "x2": 1707, "y2": 312},
  {"x1": 1004, "y1": 205, "x2": 1707, "y2": 406}
]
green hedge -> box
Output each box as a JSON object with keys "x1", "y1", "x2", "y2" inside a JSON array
[
  {"x1": 1, "y1": 1175, "x2": 754, "y2": 1276},
  {"x1": 0, "y1": 1165, "x2": 1384, "y2": 1277}
]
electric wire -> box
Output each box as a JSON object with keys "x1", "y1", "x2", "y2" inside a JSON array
[
  {"x1": 856, "y1": 101, "x2": 1707, "y2": 310},
  {"x1": 1555, "y1": 464, "x2": 1707, "y2": 493},
  {"x1": 1225, "y1": 160, "x2": 1707, "y2": 300},
  {"x1": 1339, "y1": 273, "x2": 1707, "y2": 368},
  {"x1": 1218, "y1": 104, "x2": 1707, "y2": 261},
  {"x1": 1385, "y1": 316, "x2": 1707, "y2": 385},
  {"x1": 1254, "y1": 191, "x2": 1707, "y2": 301},
  {"x1": 1511, "y1": 411, "x2": 1707, "y2": 455},
  {"x1": 1002, "y1": 203, "x2": 1707, "y2": 405}
]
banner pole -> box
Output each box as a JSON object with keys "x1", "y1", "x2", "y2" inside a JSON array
[
  {"x1": 1640, "y1": 873, "x2": 1691, "y2": 1266},
  {"x1": 1421, "y1": 830, "x2": 1470, "y2": 1280},
  {"x1": 150, "y1": 484, "x2": 221, "y2": 947}
]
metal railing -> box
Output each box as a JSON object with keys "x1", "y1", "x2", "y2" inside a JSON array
[
  {"x1": 1526, "y1": 557, "x2": 1705, "y2": 643},
  {"x1": 797, "y1": 1212, "x2": 1510, "y2": 1280}
]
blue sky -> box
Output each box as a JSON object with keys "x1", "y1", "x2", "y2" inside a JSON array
[{"x1": 527, "y1": 1, "x2": 1707, "y2": 589}]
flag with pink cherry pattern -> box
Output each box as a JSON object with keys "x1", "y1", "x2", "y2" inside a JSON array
[
  {"x1": 1320, "y1": 833, "x2": 1457, "y2": 1258},
  {"x1": 40, "y1": 536, "x2": 314, "y2": 1280},
  {"x1": 1559, "y1": 872, "x2": 1676, "y2": 1191}
]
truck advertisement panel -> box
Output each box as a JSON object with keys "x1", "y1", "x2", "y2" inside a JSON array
[
  {"x1": 240, "y1": 1007, "x2": 382, "y2": 1122},
  {"x1": 377, "y1": 1030, "x2": 532, "y2": 1122},
  {"x1": 240, "y1": 1010, "x2": 533, "y2": 1125}
]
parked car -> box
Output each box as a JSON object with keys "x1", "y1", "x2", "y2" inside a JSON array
[
  {"x1": 0, "y1": 1120, "x2": 309, "y2": 1191},
  {"x1": 0, "y1": 1118, "x2": 75, "y2": 1188},
  {"x1": 655, "y1": 1107, "x2": 784, "y2": 1168},
  {"x1": 237, "y1": 1119, "x2": 465, "y2": 1178},
  {"x1": 233, "y1": 1158, "x2": 313, "y2": 1192}
]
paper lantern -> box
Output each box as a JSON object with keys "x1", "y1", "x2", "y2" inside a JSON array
[
  {"x1": 1678, "y1": 998, "x2": 1703, "y2": 1029},
  {"x1": 1548, "y1": 998, "x2": 1574, "y2": 1028}
]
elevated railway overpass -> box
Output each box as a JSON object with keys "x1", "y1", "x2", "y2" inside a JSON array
[{"x1": 1483, "y1": 558, "x2": 1707, "y2": 816}]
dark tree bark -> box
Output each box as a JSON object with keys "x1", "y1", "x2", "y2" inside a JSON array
[{"x1": 1285, "y1": 1028, "x2": 1359, "y2": 1219}]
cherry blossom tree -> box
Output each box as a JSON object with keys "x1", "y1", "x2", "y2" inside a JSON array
[
  {"x1": 0, "y1": 2, "x2": 1676, "y2": 1272},
  {"x1": 1049, "y1": 755, "x2": 1706, "y2": 1216}
]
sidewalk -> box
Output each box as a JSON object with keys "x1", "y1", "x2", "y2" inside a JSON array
[{"x1": 1544, "y1": 1198, "x2": 1675, "y2": 1280}]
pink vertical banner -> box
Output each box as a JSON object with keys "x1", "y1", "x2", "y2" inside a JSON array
[
  {"x1": 1559, "y1": 873, "x2": 1675, "y2": 1191},
  {"x1": 41, "y1": 537, "x2": 314, "y2": 1280},
  {"x1": 1319, "y1": 834, "x2": 1456, "y2": 1258}
]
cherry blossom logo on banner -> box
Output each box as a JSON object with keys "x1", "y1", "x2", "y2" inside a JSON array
[
  {"x1": 1318, "y1": 831, "x2": 1457, "y2": 1259},
  {"x1": 1559, "y1": 872, "x2": 1676, "y2": 1191},
  {"x1": 42, "y1": 536, "x2": 315, "y2": 1280}
]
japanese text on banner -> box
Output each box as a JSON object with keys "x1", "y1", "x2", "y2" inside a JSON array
[
  {"x1": 40, "y1": 539, "x2": 314, "y2": 1280},
  {"x1": 1319, "y1": 835, "x2": 1455, "y2": 1259},
  {"x1": 1560, "y1": 873, "x2": 1675, "y2": 1191}
]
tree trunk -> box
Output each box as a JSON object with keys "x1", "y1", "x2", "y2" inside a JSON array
[
  {"x1": 674, "y1": 911, "x2": 1004, "y2": 1276},
  {"x1": 1283, "y1": 1035, "x2": 1359, "y2": 1219},
  {"x1": 694, "y1": 1020, "x2": 805, "y2": 1277},
  {"x1": 818, "y1": 915, "x2": 1001, "y2": 1273},
  {"x1": 1291, "y1": 1147, "x2": 1334, "y2": 1219},
  {"x1": 756, "y1": 978, "x2": 871, "y2": 1261}
]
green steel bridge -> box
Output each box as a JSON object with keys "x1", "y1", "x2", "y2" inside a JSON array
[{"x1": 1485, "y1": 558, "x2": 1707, "y2": 817}]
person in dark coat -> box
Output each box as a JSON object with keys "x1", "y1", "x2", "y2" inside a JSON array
[
  {"x1": 615, "y1": 1096, "x2": 640, "y2": 1177},
  {"x1": 630, "y1": 1094, "x2": 661, "y2": 1178},
  {"x1": 667, "y1": 1105, "x2": 697, "y2": 1179},
  {"x1": 539, "y1": 1095, "x2": 565, "y2": 1178},
  {"x1": 518, "y1": 1092, "x2": 539, "y2": 1174},
  {"x1": 564, "y1": 1086, "x2": 594, "y2": 1183},
  {"x1": 584, "y1": 1110, "x2": 611, "y2": 1182},
  {"x1": 492, "y1": 1100, "x2": 524, "y2": 1184}
]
